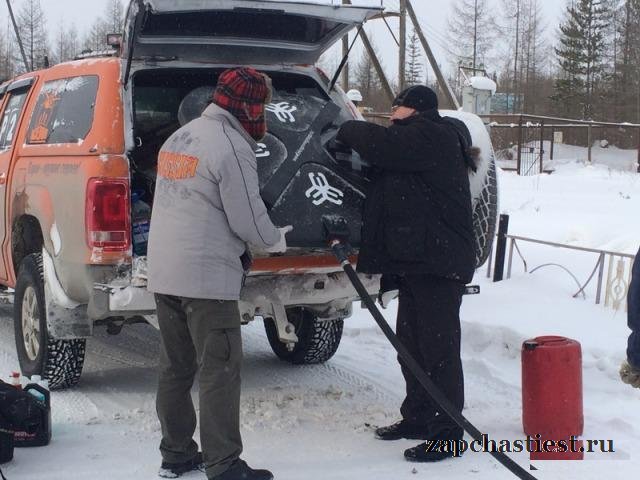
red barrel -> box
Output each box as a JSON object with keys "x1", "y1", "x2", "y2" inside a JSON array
[{"x1": 522, "y1": 336, "x2": 583, "y2": 438}]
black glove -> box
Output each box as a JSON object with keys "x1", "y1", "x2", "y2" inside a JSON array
[
  {"x1": 378, "y1": 274, "x2": 401, "y2": 309},
  {"x1": 327, "y1": 140, "x2": 354, "y2": 167},
  {"x1": 326, "y1": 136, "x2": 352, "y2": 155}
]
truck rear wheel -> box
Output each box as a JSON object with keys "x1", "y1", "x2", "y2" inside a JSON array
[
  {"x1": 14, "y1": 253, "x2": 86, "y2": 390},
  {"x1": 264, "y1": 307, "x2": 343, "y2": 365}
]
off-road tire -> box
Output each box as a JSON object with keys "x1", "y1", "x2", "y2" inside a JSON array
[
  {"x1": 14, "y1": 253, "x2": 86, "y2": 390},
  {"x1": 264, "y1": 307, "x2": 344, "y2": 365},
  {"x1": 473, "y1": 157, "x2": 499, "y2": 268}
]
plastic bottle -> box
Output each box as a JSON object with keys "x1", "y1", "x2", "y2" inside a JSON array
[
  {"x1": 131, "y1": 190, "x2": 151, "y2": 257},
  {"x1": 10, "y1": 371, "x2": 21, "y2": 390},
  {"x1": 27, "y1": 376, "x2": 47, "y2": 403}
]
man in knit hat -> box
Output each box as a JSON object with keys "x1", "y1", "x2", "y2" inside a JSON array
[
  {"x1": 334, "y1": 85, "x2": 475, "y2": 463},
  {"x1": 148, "y1": 68, "x2": 289, "y2": 480}
]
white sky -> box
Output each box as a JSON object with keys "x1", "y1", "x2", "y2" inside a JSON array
[{"x1": 0, "y1": 0, "x2": 566, "y2": 80}]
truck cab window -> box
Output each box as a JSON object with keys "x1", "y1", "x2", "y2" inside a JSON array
[
  {"x1": 0, "y1": 91, "x2": 29, "y2": 151},
  {"x1": 26, "y1": 76, "x2": 99, "y2": 145}
]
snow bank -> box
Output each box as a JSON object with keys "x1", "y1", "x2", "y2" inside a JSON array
[{"x1": 498, "y1": 161, "x2": 640, "y2": 254}]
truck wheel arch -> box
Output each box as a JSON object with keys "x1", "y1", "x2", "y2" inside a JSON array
[
  {"x1": 11, "y1": 215, "x2": 45, "y2": 280},
  {"x1": 9, "y1": 184, "x2": 57, "y2": 284}
]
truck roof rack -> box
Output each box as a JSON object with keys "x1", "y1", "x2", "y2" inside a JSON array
[{"x1": 74, "y1": 49, "x2": 119, "y2": 60}]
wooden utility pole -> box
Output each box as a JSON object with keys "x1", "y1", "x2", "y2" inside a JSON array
[
  {"x1": 405, "y1": 0, "x2": 460, "y2": 109},
  {"x1": 398, "y1": 0, "x2": 407, "y2": 92},
  {"x1": 341, "y1": 0, "x2": 349, "y2": 91},
  {"x1": 5, "y1": 0, "x2": 30, "y2": 72}
]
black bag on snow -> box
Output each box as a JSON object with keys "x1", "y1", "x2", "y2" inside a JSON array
[
  {"x1": 0, "y1": 380, "x2": 45, "y2": 456},
  {"x1": 0, "y1": 405, "x2": 14, "y2": 465}
]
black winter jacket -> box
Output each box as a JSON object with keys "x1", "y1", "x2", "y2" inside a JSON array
[{"x1": 336, "y1": 110, "x2": 476, "y2": 284}]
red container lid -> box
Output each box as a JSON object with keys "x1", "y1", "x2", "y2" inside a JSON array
[{"x1": 523, "y1": 336, "x2": 575, "y2": 351}]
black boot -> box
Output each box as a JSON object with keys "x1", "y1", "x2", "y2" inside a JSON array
[
  {"x1": 404, "y1": 425, "x2": 465, "y2": 463},
  {"x1": 159, "y1": 452, "x2": 204, "y2": 478},
  {"x1": 374, "y1": 420, "x2": 430, "y2": 441},
  {"x1": 211, "y1": 460, "x2": 273, "y2": 480}
]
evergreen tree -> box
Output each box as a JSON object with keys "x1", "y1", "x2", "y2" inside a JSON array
[
  {"x1": 405, "y1": 28, "x2": 423, "y2": 87},
  {"x1": 616, "y1": 0, "x2": 640, "y2": 122},
  {"x1": 553, "y1": 0, "x2": 610, "y2": 119}
]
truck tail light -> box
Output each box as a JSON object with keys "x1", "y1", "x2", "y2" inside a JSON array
[{"x1": 86, "y1": 178, "x2": 131, "y2": 253}]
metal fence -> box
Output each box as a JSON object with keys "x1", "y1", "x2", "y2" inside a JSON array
[
  {"x1": 480, "y1": 114, "x2": 640, "y2": 175},
  {"x1": 489, "y1": 234, "x2": 636, "y2": 311},
  {"x1": 363, "y1": 112, "x2": 640, "y2": 175}
]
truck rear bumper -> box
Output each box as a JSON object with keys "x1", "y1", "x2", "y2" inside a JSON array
[{"x1": 88, "y1": 268, "x2": 380, "y2": 323}]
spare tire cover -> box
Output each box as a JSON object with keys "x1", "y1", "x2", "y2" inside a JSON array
[{"x1": 178, "y1": 86, "x2": 215, "y2": 126}]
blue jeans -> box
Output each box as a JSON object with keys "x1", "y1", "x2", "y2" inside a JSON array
[{"x1": 628, "y1": 248, "x2": 640, "y2": 367}]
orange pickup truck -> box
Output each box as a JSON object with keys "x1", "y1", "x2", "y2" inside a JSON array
[{"x1": 0, "y1": 0, "x2": 497, "y2": 390}]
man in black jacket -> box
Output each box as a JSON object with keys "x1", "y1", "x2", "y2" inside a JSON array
[{"x1": 335, "y1": 86, "x2": 476, "y2": 463}]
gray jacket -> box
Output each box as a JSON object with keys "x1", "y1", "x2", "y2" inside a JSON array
[{"x1": 147, "y1": 104, "x2": 281, "y2": 300}]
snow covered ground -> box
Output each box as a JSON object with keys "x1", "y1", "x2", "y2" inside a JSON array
[
  {"x1": 497, "y1": 141, "x2": 639, "y2": 174},
  {"x1": 1, "y1": 158, "x2": 640, "y2": 480}
]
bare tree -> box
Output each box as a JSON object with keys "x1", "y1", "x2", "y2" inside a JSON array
[
  {"x1": 82, "y1": 18, "x2": 109, "y2": 53},
  {"x1": 82, "y1": 0, "x2": 125, "y2": 53},
  {"x1": 494, "y1": 0, "x2": 548, "y2": 114},
  {"x1": 446, "y1": 0, "x2": 494, "y2": 74},
  {"x1": 54, "y1": 23, "x2": 79, "y2": 64},
  {"x1": 104, "y1": 0, "x2": 125, "y2": 34},
  {"x1": 15, "y1": 0, "x2": 49, "y2": 72},
  {"x1": 0, "y1": 25, "x2": 8, "y2": 81},
  {"x1": 2, "y1": 19, "x2": 15, "y2": 80},
  {"x1": 353, "y1": 39, "x2": 388, "y2": 111}
]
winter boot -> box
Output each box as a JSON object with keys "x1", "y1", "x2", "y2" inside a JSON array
[
  {"x1": 404, "y1": 441, "x2": 461, "y2": 462},
  {"x1": 374, "y1": 420, "x2": 430, "y2": 441},
  {"x1": 210, "y1": 459, "x2": 273, "y2": 480},
  {"x1": 158, "y1": 452, "x2": 204, "y2": 478},
  {"x1": 404, "y1": 425, "x2": 465, "y2": 463}
]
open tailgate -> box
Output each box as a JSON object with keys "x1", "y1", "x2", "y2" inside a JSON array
[{"x1": 122, "y1": 0, "x2": 382, "y2": 72}]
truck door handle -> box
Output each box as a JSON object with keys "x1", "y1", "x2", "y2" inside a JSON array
[{"x1": 0, "y1": 173, "x2": 6, "y2": 185}]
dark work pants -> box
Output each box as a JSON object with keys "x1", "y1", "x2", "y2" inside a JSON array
[
  {"x1": 396, "y1": 275, "x2": 465, "y2": 437},
  {"x1": 628, "y1": 248, "x2": 640, "y2": 367},
  {"x1": 155, "y1": 294, "x2": 243, "y2": 479}
]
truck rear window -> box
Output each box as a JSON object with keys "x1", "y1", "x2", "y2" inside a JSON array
[{"x1": 27, "y1": 76, "x2": 99, "y2": 145}]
